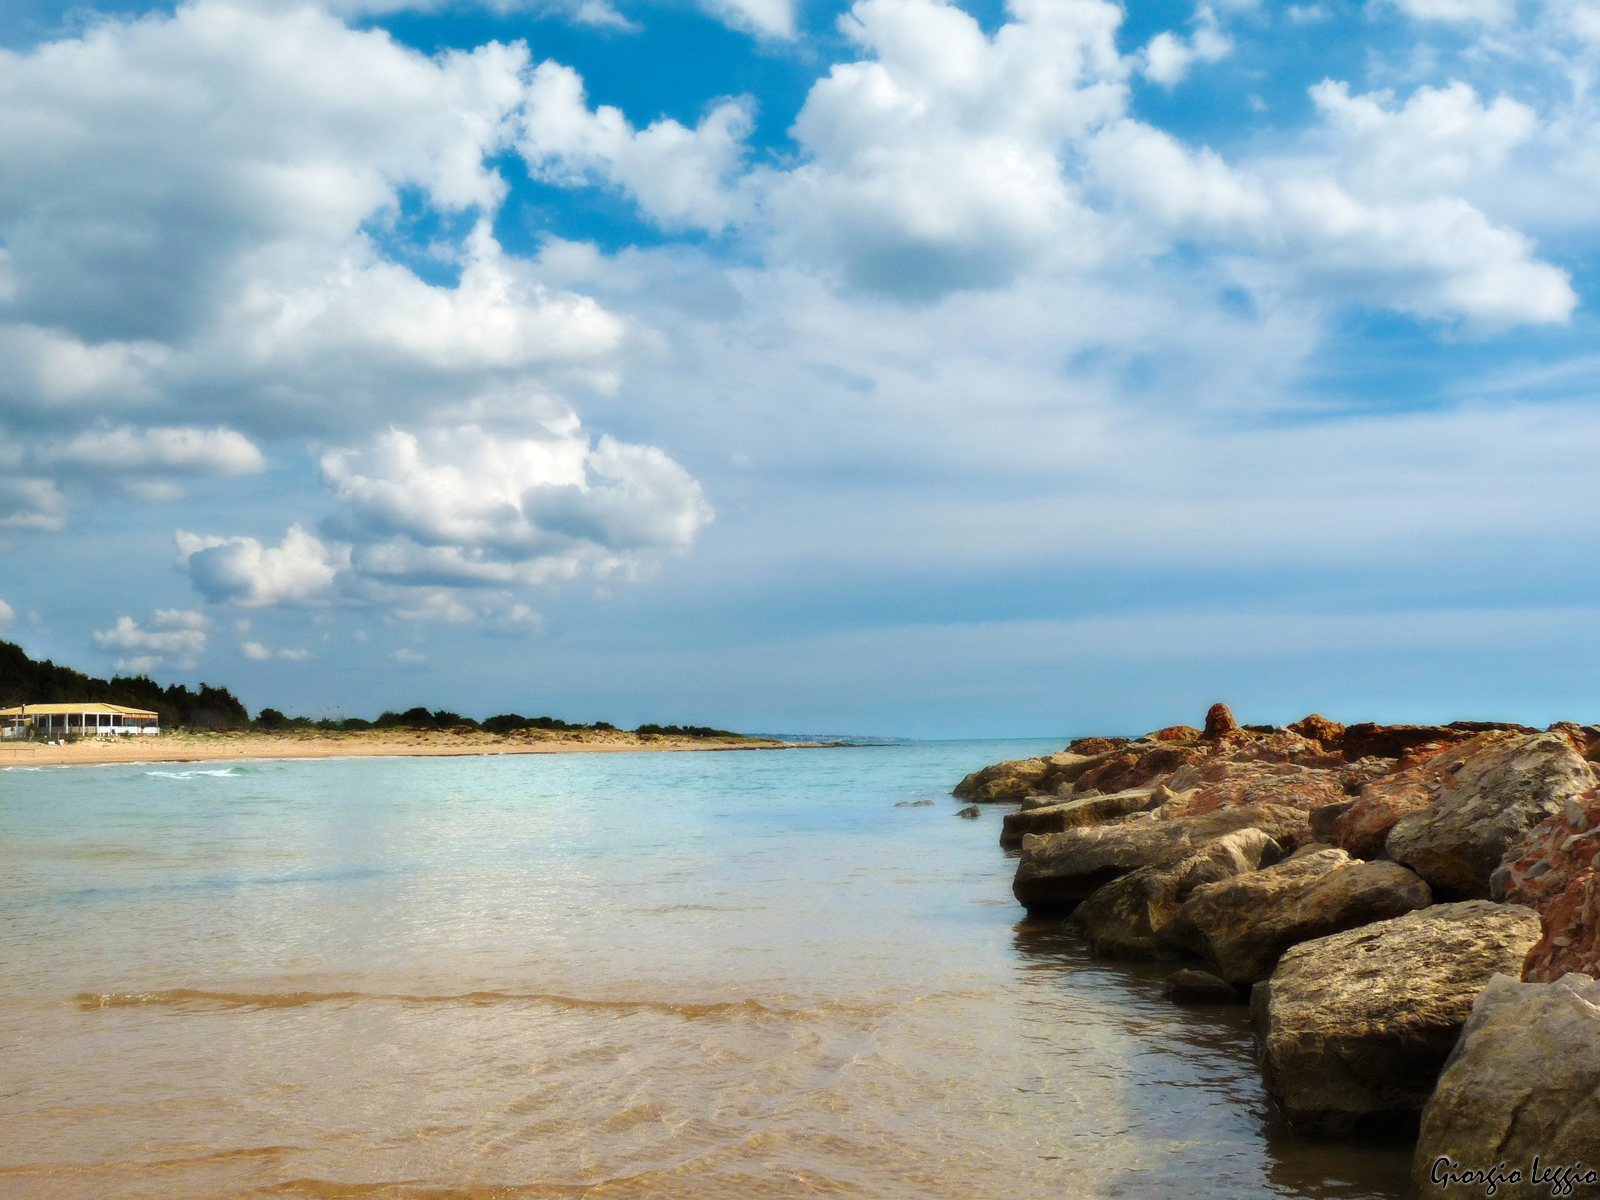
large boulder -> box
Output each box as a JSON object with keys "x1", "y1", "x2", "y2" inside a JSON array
[
  {"x1": 1012, "y1": 803, "x2": 1310, "y2": 916},
  {"x1": 999, "y1": 788, "x2": 1161, "y2": 847},
  {"x1": 1500, "y1": 787, "x2": 1600, "y2": 983},
  {"x1": 1175, "y1": 849, "x2": 1433, "y2": 985},
  {"x1": 952, "y1": 755, "x2": 1056, "y2": 802},
  {"x1": 1386, "y1": 732, "x2": 1597, "y2": 899},
  {"x1": 1252, "y1": 900, "x2": 1542, "y2": 1137},
  {"x1": 1156, "y1": 765, "x2": 1347, "y2": 820},
  {"x1": 1330, "y1": 755, "x2": 1450, "y2": 860},
  {"x1": 1067, "y1": 828, "x2": 1281, "y2": 959},
  {"x1": 1413, "y1": 972, "x2": 1600, "y2": 1199}
]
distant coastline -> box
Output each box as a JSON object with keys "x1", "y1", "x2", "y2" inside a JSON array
[{"x1": 0, "y1": 727, "x2": 805, "y2": 768}]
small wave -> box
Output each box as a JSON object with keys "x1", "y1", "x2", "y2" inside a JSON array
[
  {"x1": 145, "y1": 768, "x2": 243, "y2": 779},
  {"x1": 73, "y1": 988, "x2": 882, "y2": 1022}
]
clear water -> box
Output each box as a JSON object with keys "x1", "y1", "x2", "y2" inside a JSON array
[{"x1": 0, "y1": 743, "x2": 1413, "y2": 1198}]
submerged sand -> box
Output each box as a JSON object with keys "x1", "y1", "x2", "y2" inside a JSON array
[{"x1": 0, "y1": 727, "x2": 791, "y2": 768}]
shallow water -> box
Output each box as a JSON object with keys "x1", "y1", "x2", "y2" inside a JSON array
[{"x1": 0, "y1": 743, "x2": 1413, "y2": 1199}]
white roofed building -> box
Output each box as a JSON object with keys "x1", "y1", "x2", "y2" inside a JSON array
[{"x1": 0, "y1": 703, "x2": 160, "y2": 738}]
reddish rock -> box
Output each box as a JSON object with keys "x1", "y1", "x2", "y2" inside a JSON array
[
  {"x1": 1203, "y1": 702, "x2": 1239, "y2": 739},
  {"x1": 1159, "y1": 766, "x2": 1345, "y2": 823},
  {"x1": 1387, "y1": 732, "x2": 1597, "y2": 899},
  {"x1": 1339, "y1": 723, "x2": 1470, "y2": 762},
  {"x1": 1080, "y1": 744, "x2": 1208, "y2": 795},
  {"x1": 1501, "y1": 788, "x2": 1600, "y2": 983},
  {"x1": 1547, "y1": 722, "x2": 1600, "y2": 761},
  {"x1": 1332, "y1": 761, "x2": 1449, "y2": 860},
  {"x1": 1067, "y1": 737, "x2": 1124, "y2": 756},
  {"x1": 1153, "y1": 725, "x2": 1201, "y2": 742},
  {"x1": 1288, "y1": 714, "x2": 1345, "y2": 747},
  {"x1": 1225, "y1": 730, "x2": 1346, "y2": 769}
]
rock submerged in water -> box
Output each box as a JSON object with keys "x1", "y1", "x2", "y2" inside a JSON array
[
  {"x1": 955, "y1": 805, "x2": 980, "y2": 819},
  {"x1": 1251, "y1": 900, "x2": 1542, "y2": 1138},
  {"x1": 1012, "y1": 803, "x2": 1309, "y2": 916},
  {"x1": 1386, "y1": 732, "x2": 1597, "y2": 899},
  {"x1": 1412, "y1": 971, "x2": 1600, "y2": 1199},
  {"x1": 1174, "y1": 849, "x2": 1433, "y2": 985},
  {"x1": 1163, "y1": 968, "x2": 1240, "y2": 1004}
]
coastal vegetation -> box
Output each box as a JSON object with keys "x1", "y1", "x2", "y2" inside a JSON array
[
  {"x1": 958, "y1": 703, "x2": 1600, "y2": 1193},
  {"x1": 2, "y1": 640, "x2": 747, "y2": 740},
  {"x1": 0, "y1": 639, "x2": 247, "y2": 730}
]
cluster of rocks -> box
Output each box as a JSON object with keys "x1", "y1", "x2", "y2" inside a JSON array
[{"x1": 955, "y1": 704, "x2": 1600, "y2": 1183}]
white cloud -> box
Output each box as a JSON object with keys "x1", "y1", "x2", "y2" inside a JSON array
[
  {"x1": 36, "y1": 427, "x2": 266, "y2": 476},
  {"x1": 0, "y1": 598, "x2": 13, "y2": 625},
  {"x1": 1141, "y1": 6, "x2": 1233, "y2": 85},
  {"x1": 176, "y1": 525, "x2": 349, "y2": 607},
  {"x1": 391, "y1": 647, "x2": 426, "y2": 663},
  {"x1": 93, "y1": 612, "x2": 210, "y2": 669},
  {"x1": 242, "y1": 639, "x2": 313, "y2": 660},
  {"x1": 0, "y1": 478, "x2": 68, "y2": 531},
  {"x1": 520, "y1": 63, "x2": 755, "y2": 232},
  {"x1": 1390, "y1": 0, "x2": 1514, "y2": 26},
  {"x1": 700, "y1": 0, "x2": 795, "y2": 37},
  {"x1": 321, "y1": 418, "x2": 712, "y2": 587}
]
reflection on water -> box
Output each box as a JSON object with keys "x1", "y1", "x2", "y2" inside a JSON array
[{"x1": 0, "y1": 744, "x2": 1412, "y2": 1199}]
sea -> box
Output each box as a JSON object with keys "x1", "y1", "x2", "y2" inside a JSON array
[{"x1": 0, "y1": 741, "x2": 1413, "y2": 1199}]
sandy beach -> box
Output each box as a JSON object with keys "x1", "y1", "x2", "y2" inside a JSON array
[{"x1": 0, "y1": 727, "x2": 791, "y2": 768}]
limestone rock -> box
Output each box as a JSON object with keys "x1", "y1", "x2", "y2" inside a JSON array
[
  {"x1": 1068, "y1": 828, "x2": 1281, "y2": 959},
  {"x1": 955, "y1": 805, "x2": 980, "y2": 819},
  {"x1": 1331, "y1": 757, "x2": 1449, "y2": 860},
  {"x1": 1163, "y1": 968, "x2": 1240, "y2": 1004},
  {"x1": 1501, "y1": 787, "x2": 1600, "y2": 982},
  {"x1": 951, "y1": 755, "x2": 1055, "y2": 802},
  {"x1": 1252, "y1": 900, "x2": 1542, "y2": 1137},
  {"x1": 1177, "y1": 851, "x2": 1433, "y2": 985},
  {"x1": 999, "y1": 788, "x2": 1161, "y2": 848},
  {"x1": 1387, "y1": 732, "x2": 1597, "y2": 898},
  {"x1": 1012, "y1": 803, "x2": 1310, "y2": 916},
  {"x1": 1339, "y1": 723, "x2": 1472, "y2": 762},
  {"x1": 1155, "y1": 764, "x2": 1345, "y2": 822},
  {"x1": 1308, "y1": 801, "x2": 1355, "y2": 843},
  {"x1": 1413, "y1": 972, "x2": 1600, "y2": 1199}
]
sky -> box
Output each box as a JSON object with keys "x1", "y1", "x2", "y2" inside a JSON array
[{"x1": 1, "y1": 0, "x2": 1598, "y2": 737}]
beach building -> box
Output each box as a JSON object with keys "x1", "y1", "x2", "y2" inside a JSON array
[{"x1": 0, "y1": 703, "x2": 160, "y2": 739}]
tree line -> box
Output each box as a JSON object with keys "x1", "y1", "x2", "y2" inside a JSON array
[{"x1": 3, "y1": 638, "x2": 743, "y2": 738}]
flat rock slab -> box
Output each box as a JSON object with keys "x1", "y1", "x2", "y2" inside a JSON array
[
  {"x1": 1013, "y1": 803, "x2": 1310, "y2": 916},
  {"x1": 999, "y1": 788, "x2": 1159, "y2": 847},
  {"x1": 1414, "y1": 972, "x2": 1600, "y2": 1199},
  {"x1": 1387, "y1": 732, "x2": 1597, "y2": 899},
  {"x1": 1252, "y1": 900, "x2": 1542, "y2": 1138},
  {"x1": 1177, "y1": 850, "x2": 1433, "y2": 985}
]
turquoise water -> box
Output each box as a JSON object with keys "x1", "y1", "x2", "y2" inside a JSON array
[{"x1": 0, "y1": 743, "x2": 1412, "y2": 1198}]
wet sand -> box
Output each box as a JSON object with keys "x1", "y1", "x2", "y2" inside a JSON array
[{"x1": 0, "y1": 727, "x2": 788, "y2": 767}]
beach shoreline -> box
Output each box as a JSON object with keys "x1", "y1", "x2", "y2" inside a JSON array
[{"x1": 0, "y1": 727, "x2": 794, "y2": 768}]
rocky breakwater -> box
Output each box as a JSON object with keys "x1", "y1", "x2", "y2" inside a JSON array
[{"x1": 960, "y1": 705, "x2": 1600, "y2": 1159}]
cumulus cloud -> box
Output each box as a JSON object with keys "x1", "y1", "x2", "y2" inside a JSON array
[
  {"x1": 93, "y1": 610, "x2": 210, "y2": 669},
  {"x1": 1140, "y1": 6, "x2": 1232, "y2": 85},
  {"x1": 175, "y1": 410, "x2": 711, "y2": 614},
  {"x1": 520, "y1": 63, "x2": 755, "y2": 231},
  {"x1": 176, "y1": 525, "x2": 349, "y2": 607},
  {"x1": 0, "y1": 598, "x2": 13, "y2": 625}
]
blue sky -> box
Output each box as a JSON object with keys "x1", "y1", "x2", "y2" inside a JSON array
[{"x1": 1, "y1": 0, "x2": 1598, "y2": 736}]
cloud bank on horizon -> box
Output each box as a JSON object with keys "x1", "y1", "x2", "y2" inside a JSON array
[{"x1": 1, "y1": 0, "x2": 1598, "y2": 734}]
